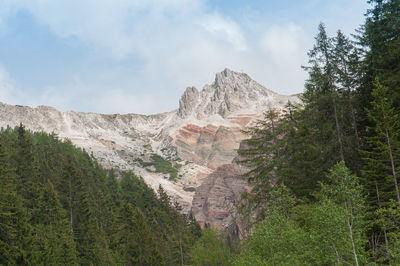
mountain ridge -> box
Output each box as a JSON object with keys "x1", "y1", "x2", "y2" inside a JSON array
[{"x1": 0, "y1": 68, "x2": 300, "y2": 230}]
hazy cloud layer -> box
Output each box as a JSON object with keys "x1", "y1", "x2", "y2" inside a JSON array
[
  {"x1": 0, "y1": 0, "x2": 368, "y2": 114},
  {"x1": 0, "y1": 65, "x2": 15, "y2": 103}
]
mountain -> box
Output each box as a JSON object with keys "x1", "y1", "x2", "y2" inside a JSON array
[{"x1": 0, "y1": 68, "x2": 299, "y2": 231}]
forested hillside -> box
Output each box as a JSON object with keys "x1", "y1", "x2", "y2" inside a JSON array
[{"x1": 0, "y1": 125, "x2": 203, "y2": 265}]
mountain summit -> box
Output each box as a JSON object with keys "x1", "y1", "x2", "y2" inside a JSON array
[
  {"x1": 178, "y1": 68, "x2": 294, "y2": 118},
  {"x1": 0, "y1": 69, "x2": 299, "y2": 230}
]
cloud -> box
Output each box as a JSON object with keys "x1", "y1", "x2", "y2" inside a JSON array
[
  {"x1": 0, "y1": 66, "x2": 158, "y2": 114},
  {"x1": 260, "y1": 24, "x2": 305, "y2": 61},
  {"x1": 0, "y1": 0, "x2": 367, "y2": 114},
  {"x1": 255, "y1": 24, "x2": 310, "y2": 93},
  {"x1": 0, "y1": 65, "x2": 18, "y2": 104},
  {"x1": 4, "y1": 0, "x2": 204, "y2": 60},
  {"x1": 91, "y1": 89, "x2": 160, "y2": 114},
  {"x1": 0, "y1": 64, "x2": 69, "y2": 109},
  {"x1": 199, "y1": 13, "x2": 247, "y2": 51}
]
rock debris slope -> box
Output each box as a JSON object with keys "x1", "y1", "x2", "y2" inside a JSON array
[{"x1": 0, "y1": 68, "x2": 299, "y2": 230}]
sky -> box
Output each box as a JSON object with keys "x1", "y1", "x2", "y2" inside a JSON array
[{"x1": 0, "y1": 0, "x2": 370, "y2": 114}]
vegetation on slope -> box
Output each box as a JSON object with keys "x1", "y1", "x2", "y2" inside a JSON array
[{"x1": 135, "y1": 154, "x2": 181, "y2": 181}]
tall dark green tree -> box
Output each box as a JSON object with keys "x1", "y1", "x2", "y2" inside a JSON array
[
  {"x1": 237, "y1": 109, "x2": 283, "y2": 211},
  {"x1": 15, "y1": 124, "x2": 44, "y2": 224},
  {"x1": 302, "y1": 24, "x2": 351, "y2": 166},
  {"x1": 29, "y1": 181, "x2": 78, "y2": 265},
  {"x1": 362, "y1": 80, "x2": 400, "y2": 207},
  {"x1": 116, "y1": 202, "x2": 163, "y2": 265},
  {"x1": 0, "y1": 134, "x2": 30, "y2": 265},
  {"x1": 361, "y1": 0, "x2": 400, "y2": 111}
]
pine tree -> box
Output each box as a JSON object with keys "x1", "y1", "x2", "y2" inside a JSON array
[
  {"x1": 303, "y1": 23, "x2": 346, "y2": 164},
  {"x1": 361, "y1": 0, "x2": 400, "y2": 110},
  {"x1": 15, "y1": 124, "x2": 44, "y2": 224},
  {"x1": 116, "y1": 202, "x2": 164, "y2": 265},
  {"x1": 332, "y1": 30, "x2": 363, "y2": 172},
  {"x1": 0, "y1": 133, "x2": 31, "y2": 265},
  {"x1": 362, "y1": 79, "x2": 400, "y2": 206},
  {"x1": 29, "y1": 181, "x2": 78, "y2": 265},
  {"x1": 278, "y1": 103, "x2": 324, "y2": 197},
  {"x1": 237, "y1": 109, "x2": 283, "y2": 204}
]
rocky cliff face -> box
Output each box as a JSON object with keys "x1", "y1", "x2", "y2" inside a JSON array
[
  {"x1": 0, "y1": 68, "x2": 299, "y2": 231},
  {"x1": 191, "y1": 164, "x2": 251, "y2": 229}
]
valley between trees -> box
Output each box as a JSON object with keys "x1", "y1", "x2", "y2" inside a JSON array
[{"x1": 1, "y1": 0, "x2": 400, "y2": 265}]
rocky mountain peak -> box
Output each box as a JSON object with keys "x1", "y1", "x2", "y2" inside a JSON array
[
  {"x1": 177, "y1": 68, "x2": 297, "y2": 119},
  {"x1": 178, "y1": 86, "x2": 200, "y2": 118},
  {"x1": 213, "y1": 68, "x2": 251, "y2": 88}
]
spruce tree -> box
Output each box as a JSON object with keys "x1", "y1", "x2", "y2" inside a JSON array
[
  {"x1": 303, "y1": 23, "x2": 346, "y2": 164},
  {"x1": 0, "y1": 133, "x2": 31, "y2": 265},
  {"x1": 116, "y1": 202, "x2": 163, "y2": 265},
  {"x1": 237, "y1": 109, "x2": 283, "y2": 204},
  {"x1": 15, "y1": 124, "x2": 44, "y2": 224},
  {"x1": 29, "y1": 181, "x2": 78, "y2": 265},
  {"x1": 361, "y1": 0, "x2": 400, "y2": 110},
  {"x1": 362, "y1": 79, "x2": 400, "y2": 206}
]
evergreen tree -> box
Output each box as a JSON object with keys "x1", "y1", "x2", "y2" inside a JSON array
[
  {"x1": 236, "y1": 109, "x2": 285, "y2": 218},
  {"x1": 332, "y1": 30, "x2": 364, "y2": 171},
  {"x1": 116, "y1": 202, "x2": 163, "y2": 265},
  {"x1": 361, "y1": 0, "x2": 400, "y2": 110},
  {"x1": 303, "y1": 23, "x2": 349, "y2": 165},
  {"x1": 376, "y1": 200, "x2": 400, "y2": 264},
  {"x1": 361, "y1": 79, "x2": 400, "y2": 263},
  {"x1": 362, "y1": 79, "x2": 400, "y2": 206},
  {"x1": 29, "y1": 181, "x2": 78, "y2": 265},
  {"x1": 0, "y1": 134, "x2": 31, "y2": 265},
  {"x1": 15, "y1": 124, "x2": 44, "y2": 224}
]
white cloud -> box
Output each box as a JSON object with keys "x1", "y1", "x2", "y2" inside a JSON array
[
  {"x1": 0, "y1": 65, "x2": 68, "y2": 109},
  {"x1": 0, "y1": 66, "x2": 157, "y2": 114},
  {"x1": 5, "y1": 0, "x2": 204, "y2": 60},
  {"x1": 0, "y1": 0, "x2": 364, "y2": 114},
  {"x1": 255, "y1": 24, "x2": 310, "y2": 93},
  {"x1": 0, "y1": 65, "x2": 19, "y2": 104},
  {"x1": 260, "y1": 24, "x2": 305, "y2": 61},
  {"x1": 92, "y1": 89, "x2": 159, "y2": 114},
  {"x1": 199, "y1": 13, "x2": 247, "y2": 51}
]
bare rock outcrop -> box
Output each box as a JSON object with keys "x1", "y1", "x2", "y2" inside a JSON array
[
  {"x1": 177, "y1": 86, "x2": 200, "y2": 118},
  {"x1": 191, "y1": 164, "x2": 251, "y2": 231}
]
